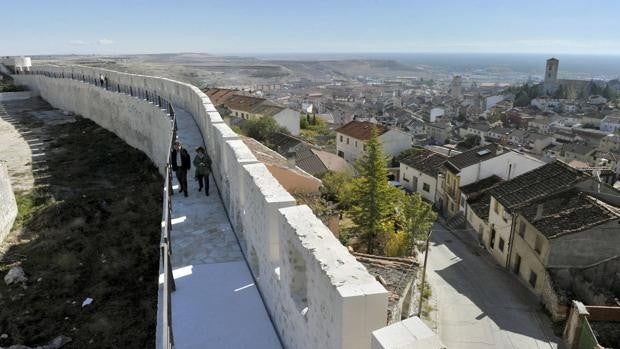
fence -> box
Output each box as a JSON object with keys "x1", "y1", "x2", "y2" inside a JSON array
[{"x1": 24, "y1": 69, "x2": 178, "y2": 348}]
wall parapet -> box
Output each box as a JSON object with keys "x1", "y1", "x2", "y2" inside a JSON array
[
  {"x1": 14, "y1": 65, "x2": 388, "y2": 349},
  {"x1": 0, "y1": 162, "x2": 18, "y2": 245}
]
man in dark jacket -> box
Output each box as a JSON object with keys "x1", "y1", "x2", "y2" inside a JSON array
[{"x1": 171, "y1": 140, "x2": 191, "y2": 197}]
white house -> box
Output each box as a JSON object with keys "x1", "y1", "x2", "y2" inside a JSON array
[
  {"x1": 600, "y1": 115, "x2": 620, "y2": 133},
  {"x1": 271, "y1": 108, "x2": 301, "y2": 136},
  {"x1": 429, "y1": 107, "x2": 444, "y2": 122},
  {"x1": 335, "y1": 121, "x2": 412, "y2": 162},
  {"x1": 399, "y1": 149, "x2": 447, "y2": 203}
]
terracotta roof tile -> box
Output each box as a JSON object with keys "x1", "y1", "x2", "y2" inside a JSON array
[{"x1": 335, "y1": 121, "x2": 389, "y2": 140}]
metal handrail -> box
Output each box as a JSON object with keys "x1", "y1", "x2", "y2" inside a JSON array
[{"x1": 28, "y1": 68, "x2": 178, "y2": 348}]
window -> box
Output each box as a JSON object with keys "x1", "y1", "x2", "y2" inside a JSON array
[
  {"x1": 529, "y1": 270, "x2": 538, "y2": 288},
  {"x1": 490, "y1": 228, "x2": 496, "y2": 249},
  {"x1": 339, "y1": 135, "x2": 343, "y2": 142},
  {"x1": 403, "y1": 175, "x2": 409, "y2": 182},
  {"x1": 355, "y1": 141, "x2": 358, "y2": 148},
  {"x1": 422, "y1": 183, "x2": 430, "y2": 192},
  {"x1": 337, "y1": 151, "x2": 344, "y2": 158},
  {"x1": 346, "y1": 137, "x2": 349, "y2": 144},
  {"x1": 514, "y1": 254, "x2": 522, "y2": 274},
  {"x1": 499, "y1": 238, "x2": 505, "y2": 252},
  {"x1": 534, "y1": 236, "x2": 542, "y2": 254},
  {"x1": 518, "y1": 221, "x2": 526, "y2": 238}
]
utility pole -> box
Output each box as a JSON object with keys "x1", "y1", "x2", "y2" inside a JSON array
[{"x1": 417, "y1": 230, "x2": 433, "y2": 317}]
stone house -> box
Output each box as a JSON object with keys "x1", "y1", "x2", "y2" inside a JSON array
[
  {"x1": 600, "y1": 115, "x2": 620, "y2": 133},
  {"x1": 335, "y1": 121, "x2": 412, "y2": 163},
  {"x1": 398, "y1": 149, "x2": 447, "y2": 204},
  {"x1": 509, "y1": 190, "x2": 620, "y2": 319},
  {"x1": 485, "y1": 160, "x2": 620, "y2": 270}
]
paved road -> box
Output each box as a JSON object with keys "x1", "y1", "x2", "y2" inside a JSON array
[{"x1": 425, "y1": 223, "x2": 562, "y2": 349}]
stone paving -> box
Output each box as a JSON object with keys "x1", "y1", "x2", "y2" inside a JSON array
[{"x1": 159, "y1": 106, "x2": 281, "y2": 349}]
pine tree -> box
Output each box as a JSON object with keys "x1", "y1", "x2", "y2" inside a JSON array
[{"x1": 349, "y1": 126, "x2": 392, "y2": 254}]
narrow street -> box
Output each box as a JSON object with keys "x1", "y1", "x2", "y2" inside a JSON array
[{"x1": 425, "y1": 223, "x2": 562, "y2": 349}]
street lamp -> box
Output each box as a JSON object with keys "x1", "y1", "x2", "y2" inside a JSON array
[{"x1": 417, "y1": 229, "x2": 433, "y2": 317}]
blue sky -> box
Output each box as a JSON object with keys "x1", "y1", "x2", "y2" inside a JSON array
[{"x1": 3, "y1": 0, "x2": 620, "y2": 56}]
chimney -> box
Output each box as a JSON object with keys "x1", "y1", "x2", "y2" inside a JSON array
[
  {"x1": 534, "y1": 204, "x2": 544, "y2": 221},
  {"x1": 286, "y1": 155, "x2": 296, "y2": 169}
]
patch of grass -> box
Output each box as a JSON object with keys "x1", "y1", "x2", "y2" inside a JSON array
[
  {"x1": 13, "y1": 190, "x2": 51, "y2": 229},
  {"x1": 421, "y1": 282, "x2": 432, "y2": 300}
]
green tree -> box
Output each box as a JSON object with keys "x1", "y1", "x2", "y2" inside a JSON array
[
  {"x1": 461, "y1": 134, "x2": 481, "y2": 149},
  {"x1": 514, "y1": 90, "x2": 530, "y2": 107},
  {"x1": 602, "y1": 85, "x2": 615, "y2": 100},
  {"x1": 300, "y1": 115, "x2": 309, "y2": 129},
  {"x1": 403, "y1": 193, "x2": 436, "y2": 254},
  {"x1": 242, "y1": 116, "x2": 287, "y2": 147},
  {"x1": 320, "y1": 171, "x2": 357, "y2": 213},
  {"x1": 349, "y1": 126, "x2": 393, "y2": 254}
]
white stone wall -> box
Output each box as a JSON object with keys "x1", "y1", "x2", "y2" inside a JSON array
[
  {"x1": 399, "y1": 164, "x2": 438, "y2": 203},
  {"x1": 0, "y1": 162, "x2": 17, "y2": 245},
  {"x1": 14, "y1": 74, "x2": 173, "y2": 175},
  {"x1": 17, "y1": 65, "x2": 388, "y2": 349},
  {"x1": 273, "y1": 108, "x2": 300, "y2": 136},
  {"x1": 378, "y1": 129, "x2": 412, "y2": 158},
  {"x1": 458, "y1": 150, "x2": 544, "y2": 187},
  {"x1": 336, "y1": 132, "x2": 364, "y2": 162}
]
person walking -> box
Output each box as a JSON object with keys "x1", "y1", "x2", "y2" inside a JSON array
[
  {"x1": 193, "y1": 146, "x2": 212, "y2": 196},
  {"x1": 171, "y1": 140, "x2": 191, "y2": 197}
]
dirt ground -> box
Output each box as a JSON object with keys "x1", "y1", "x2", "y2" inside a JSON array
[{"x1": 0, "y1": 98, "x2": 162, "y2": 348}]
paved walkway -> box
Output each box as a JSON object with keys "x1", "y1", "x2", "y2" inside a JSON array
[
  {"x1": 425, "y1": 223, "x2": 561, "y2": 349},
  {"x1": 159, "y1": 107, "x2": 281, "y2": 349}
]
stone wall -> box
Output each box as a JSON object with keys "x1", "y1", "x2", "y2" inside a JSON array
[
  {"x1": 15, "y1": 73, "x2": 173, "y2": 175},
  {"x1": 0, "y1": 162, "x2": 17, "y2": 245},
  {"x1": 15, "y1": 66, "x2": 388, "y2": 349},
  {"x1": 0, "y1": 91, "x2": 36, "y2": 102}
]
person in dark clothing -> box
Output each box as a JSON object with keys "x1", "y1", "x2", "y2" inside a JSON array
[
  {"x1": 171, "y1": 140, "x2": 191, "y2": 197},
  {"x1": 193, "y1": 146, "x2": 212, "y2": 196}
]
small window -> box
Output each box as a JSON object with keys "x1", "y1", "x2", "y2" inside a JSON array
[
  {"x1": 355, "y1": 141, "x2": 358, "y2": 148},
  {"x1": 518, "y1": 221, "x2": 526, "y2": 237},
  {"x1": 422, "y1": 183, "x2": 430, "y2": 192},
  {"x1": 403, "y1": 175, "x2": 409, "y2": 182},
  {"x1": 534, "y1": 236, "x2": 542, "y2": 254},
  {"x1": 499, "y1": 238, "x2": 505, "y2": 252},
  {"x1": 346, "y1": 137, "x2": 349, "y2": 144},
  {"x1": 493, "y1": 200, "x2": 500, "y2": 214},
  {"x1": 529, "y1": 271, "x2": 538, "y2": 288},
  {"x1": 337, "y1": 150, "x2": 344, "y2": 158},
  {"x1": 339, "y1": 135, "x2": 343, "y2": 142}
]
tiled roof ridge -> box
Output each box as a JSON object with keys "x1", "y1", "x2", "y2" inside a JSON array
[
  {"x1": 545, "y1": 193, "x2": 619, "y2": 238},
  {"x1": 495, "y1": 161, "x2": 586, "y2": 209}
]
